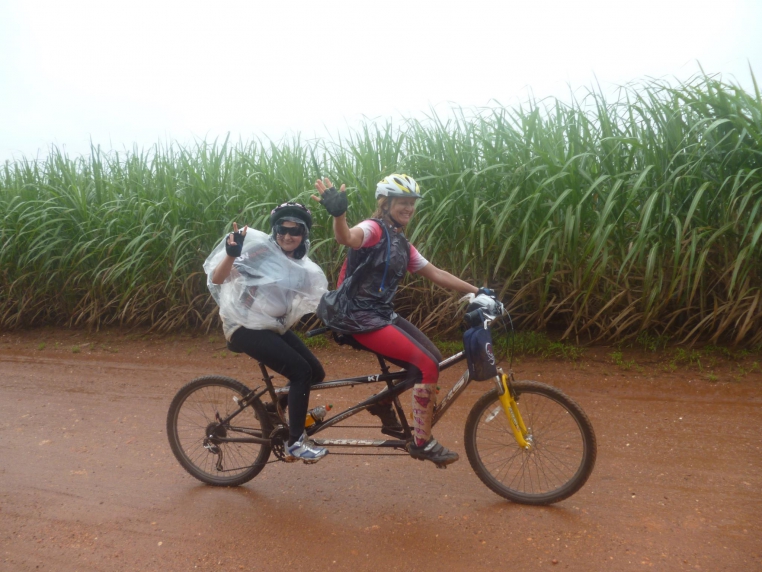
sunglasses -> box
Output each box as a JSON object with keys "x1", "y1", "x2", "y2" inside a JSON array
[{"x1": 275, "y1": 224, "x2": 305, "y2": 237}]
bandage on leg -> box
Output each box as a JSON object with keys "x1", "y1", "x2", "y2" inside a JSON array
[
  {"x1": 411, "y1": 383, "x2": 435, "y2": 447},
  {"x1": 408, "y1": 383, "x2": 459, "y2": 466}
]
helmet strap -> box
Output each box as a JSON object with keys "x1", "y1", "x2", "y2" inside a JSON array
[
  {"x1": 386, "y1": 214, "x2": 404, "y2": 228},
  {"x1": 380, "y1": 202, "x2": 404, "y2": 229},
  {"x1": 292, "y1": 242, "x2": 307, "y2": 259}
]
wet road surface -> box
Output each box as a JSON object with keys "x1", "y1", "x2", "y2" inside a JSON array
[{"x1": 1, "y1": 330, "x2": 761, "y2": 571}]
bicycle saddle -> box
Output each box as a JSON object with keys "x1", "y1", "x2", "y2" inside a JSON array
[
  {"x1": 226, "y1": 340, "x2": 244, "y2": 354},
  {"x1": 332, "y1": 332, "x2": 367, "y2": 351}
]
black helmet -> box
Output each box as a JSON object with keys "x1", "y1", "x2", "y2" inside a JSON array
[
  {"x1": 270, "y1": 202, "x2": 313, "y2": 231},
  {"x1": 269, "y1": 202, "x2": 312, "y2": 260}
]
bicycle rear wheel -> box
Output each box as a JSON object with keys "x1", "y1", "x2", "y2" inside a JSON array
[
  {"x1": 465, "y1": 381, "x2": 596, "y2": 505},
  {"x1": 167, "y1": 375, "x2": 272, "y2": 486}
]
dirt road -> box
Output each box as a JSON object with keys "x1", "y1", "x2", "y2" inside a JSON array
[{"x1": 1, "y1": 329, "x2": 761, "y2": 571}]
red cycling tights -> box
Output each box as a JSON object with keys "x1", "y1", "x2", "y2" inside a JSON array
[{"x1": 352, "y1": 319, "x2": 440, "y2": 385}]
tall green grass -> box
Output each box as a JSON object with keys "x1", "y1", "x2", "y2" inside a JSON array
[{"x1": 2, "y1": 73, "x2": 761, "y2": 345}]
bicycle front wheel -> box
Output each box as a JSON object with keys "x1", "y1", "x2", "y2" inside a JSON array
[
  {"x1": 167, "y1": 375, "x2": 272, "y2": 486},
  {"x1": 465, "y1": 381, "x2": 596, "y2": 505}
]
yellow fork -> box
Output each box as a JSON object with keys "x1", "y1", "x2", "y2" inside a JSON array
[{"x1": 497, "y1": 372, "x2": 531, "y2": 449}]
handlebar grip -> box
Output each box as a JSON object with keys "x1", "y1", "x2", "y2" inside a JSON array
[
  {"x1": 306, "y1": 326, "x2": 330, "y2": 338},
  {"x1": 464, "y1": 309, "x2": 484, "y2": 328}
]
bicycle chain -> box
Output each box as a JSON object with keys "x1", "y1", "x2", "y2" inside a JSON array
[
  {"x1": 321, "y1": 451, "x2": 409, "y2": 456},
  {"x1": 266, "y1": 425, "x2": 409, "y2": 461}
]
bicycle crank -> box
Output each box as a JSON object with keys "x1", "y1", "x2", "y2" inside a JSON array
[{"x1": 269, "y1": 426, "x2": 289, "y2": 461}]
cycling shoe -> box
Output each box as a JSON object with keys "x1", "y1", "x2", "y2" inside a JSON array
[
  {"x1": 407, "y1": 437, "x2": 459, "y2": 467},
  {"x1": 368, "y1": 402, "x2": 405, "y2": 438},
  {"x1": 284, "y1": 432, "x2": 328, "y2": 464}
]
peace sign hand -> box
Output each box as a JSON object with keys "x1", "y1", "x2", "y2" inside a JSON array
[
  {"x1": 225, "y1": 222, "x2": 247, "y2": 258},
  {"x1": 311, "y1": 177, "x2": 348, "y2": 217}
]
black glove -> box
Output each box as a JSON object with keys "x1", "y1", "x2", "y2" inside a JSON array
[
  {"x1": 317, "y1": 186, "x2": 348, "y2": 217},
  {"x1": 225, "y1": 230, "x2": 245, "y2": 258},
  {"x1": 476, "y1": 287, "x2": 497, "y2": 298}
]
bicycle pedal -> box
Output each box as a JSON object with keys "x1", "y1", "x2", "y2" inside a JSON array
[
  {"x1": 380, "y1": 427, "x2": 406, "y2": 439},
  {"x1": 295, "y1": 450, "x2": 329, "y2": 465}
]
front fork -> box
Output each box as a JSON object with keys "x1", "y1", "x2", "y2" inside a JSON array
[{"x1": 494, "y1": 368, "x2": 531, "y2": 449}]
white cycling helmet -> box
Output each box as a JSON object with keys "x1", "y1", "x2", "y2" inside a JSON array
[{"x1": 375, "y1": 174, "x2": 422, "y2": 200}]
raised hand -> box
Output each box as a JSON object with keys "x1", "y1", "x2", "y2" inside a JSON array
[
  {"x1": 225, "y1": 222, "x2": 247, "y2": 258},
  {"x1": 311, "y1": 177, "x2": 348, "y2": 217}
]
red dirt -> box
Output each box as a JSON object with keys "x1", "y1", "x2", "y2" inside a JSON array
[{"x1": 1, "y1": 327, "x2": 761, "y2": 571}]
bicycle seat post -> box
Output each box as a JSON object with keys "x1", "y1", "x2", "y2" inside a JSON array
[
  {"x1": 257, "y1": 361, "x2": 279, "y2": 404},
  {"x1": 375, "y1": 354, "x2": 412, "y2": 437},
  {"x1": 376, "y1": 355, "x2": 390, "y2": 375}
]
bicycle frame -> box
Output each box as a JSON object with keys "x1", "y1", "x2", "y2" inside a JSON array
[
  {"x1": 210, "y1": 348, "x2": 507, "y2": 452},
  {"x1": 310, "y1": 350, "x2": 484, "y2": 445},
  {"x1": 169, "y1": 302, "x2": 595, "y2": 501}
]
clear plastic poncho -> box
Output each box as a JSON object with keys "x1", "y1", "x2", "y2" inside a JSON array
[{"x1": 204, "y1": 229, "x2": 328, "y2": 338}]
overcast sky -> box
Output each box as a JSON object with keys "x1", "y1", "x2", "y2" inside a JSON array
[{"x1": 1, "y1": 0, "x2": 760, "y2": 163}]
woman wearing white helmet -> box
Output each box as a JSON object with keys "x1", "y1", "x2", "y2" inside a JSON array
[
  {"x1": 313, "y1": 175, "x2": 490, "y2": 467},
  {"x1": 204, "y1": 202, "x2": 330, "y2": 463}
]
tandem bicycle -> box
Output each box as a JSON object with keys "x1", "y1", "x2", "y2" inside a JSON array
[{"x1": 167, "y1": 296, "x2": 597, "y2": 505}]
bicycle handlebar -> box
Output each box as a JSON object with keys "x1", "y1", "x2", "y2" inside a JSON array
[
  {"x1": 465, "y1": 293, "x2": 505, "y2": 324},
  {"x1": 306, "y1": 326, "x2": 330, "y2": 338}
]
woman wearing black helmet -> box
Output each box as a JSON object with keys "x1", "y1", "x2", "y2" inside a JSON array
[
  {"x1": 204, "y1": 202, "x2": 329, "y2": 463},
  {"x1": 313, "y1": 175, "x2": 490, "y2": 467}
]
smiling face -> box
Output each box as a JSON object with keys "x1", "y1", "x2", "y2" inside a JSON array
[
  {"x1": 388, "y1": 197, "x2": 418, "y2": 226},
  {"x1": 274, "y1": 220, "x2": 304, "y2": 256}
]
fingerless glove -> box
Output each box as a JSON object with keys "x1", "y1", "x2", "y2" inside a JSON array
[
  {"x1": 318, "y1": 186, "x2": 348, "y2": 217},
  {"x1": 225, "y1": 231, "x2": 245, "y2": 258}
]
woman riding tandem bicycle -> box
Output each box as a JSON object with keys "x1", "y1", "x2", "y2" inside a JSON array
[
  {"x1": 204, "y1": 202, "x2": 330, "y2": 462},
  {"x1": 313, "y1": 174, "x2": 497, "y2": 467}
]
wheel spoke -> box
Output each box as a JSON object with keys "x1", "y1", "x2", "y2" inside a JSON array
[
  {"x1": 465, "y1": 381, "x2": 596, "y2": 505},
  {"x1": 167, "y1": 376, "x2": 271, "y2": 486}
]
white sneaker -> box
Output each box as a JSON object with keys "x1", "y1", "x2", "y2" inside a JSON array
[{"x1": 284, "y1": 432, "x2": 328, "y2": 464}]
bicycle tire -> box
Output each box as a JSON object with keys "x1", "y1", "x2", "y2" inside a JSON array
[
  {"x1": 167, "y1": 375, "x2": 272, "y2": 486},
  {"x1": 464, "y1": 380, "x2": 596, "y2": 505}
]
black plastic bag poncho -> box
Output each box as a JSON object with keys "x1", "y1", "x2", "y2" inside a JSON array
[{"x1": 317, "y1": 220, "x2": 410, "y2": 334}]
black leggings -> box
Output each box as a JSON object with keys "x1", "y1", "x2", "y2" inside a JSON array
[{"x1": 229, "y1": 327, "x2": 325, "y2": 443}]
